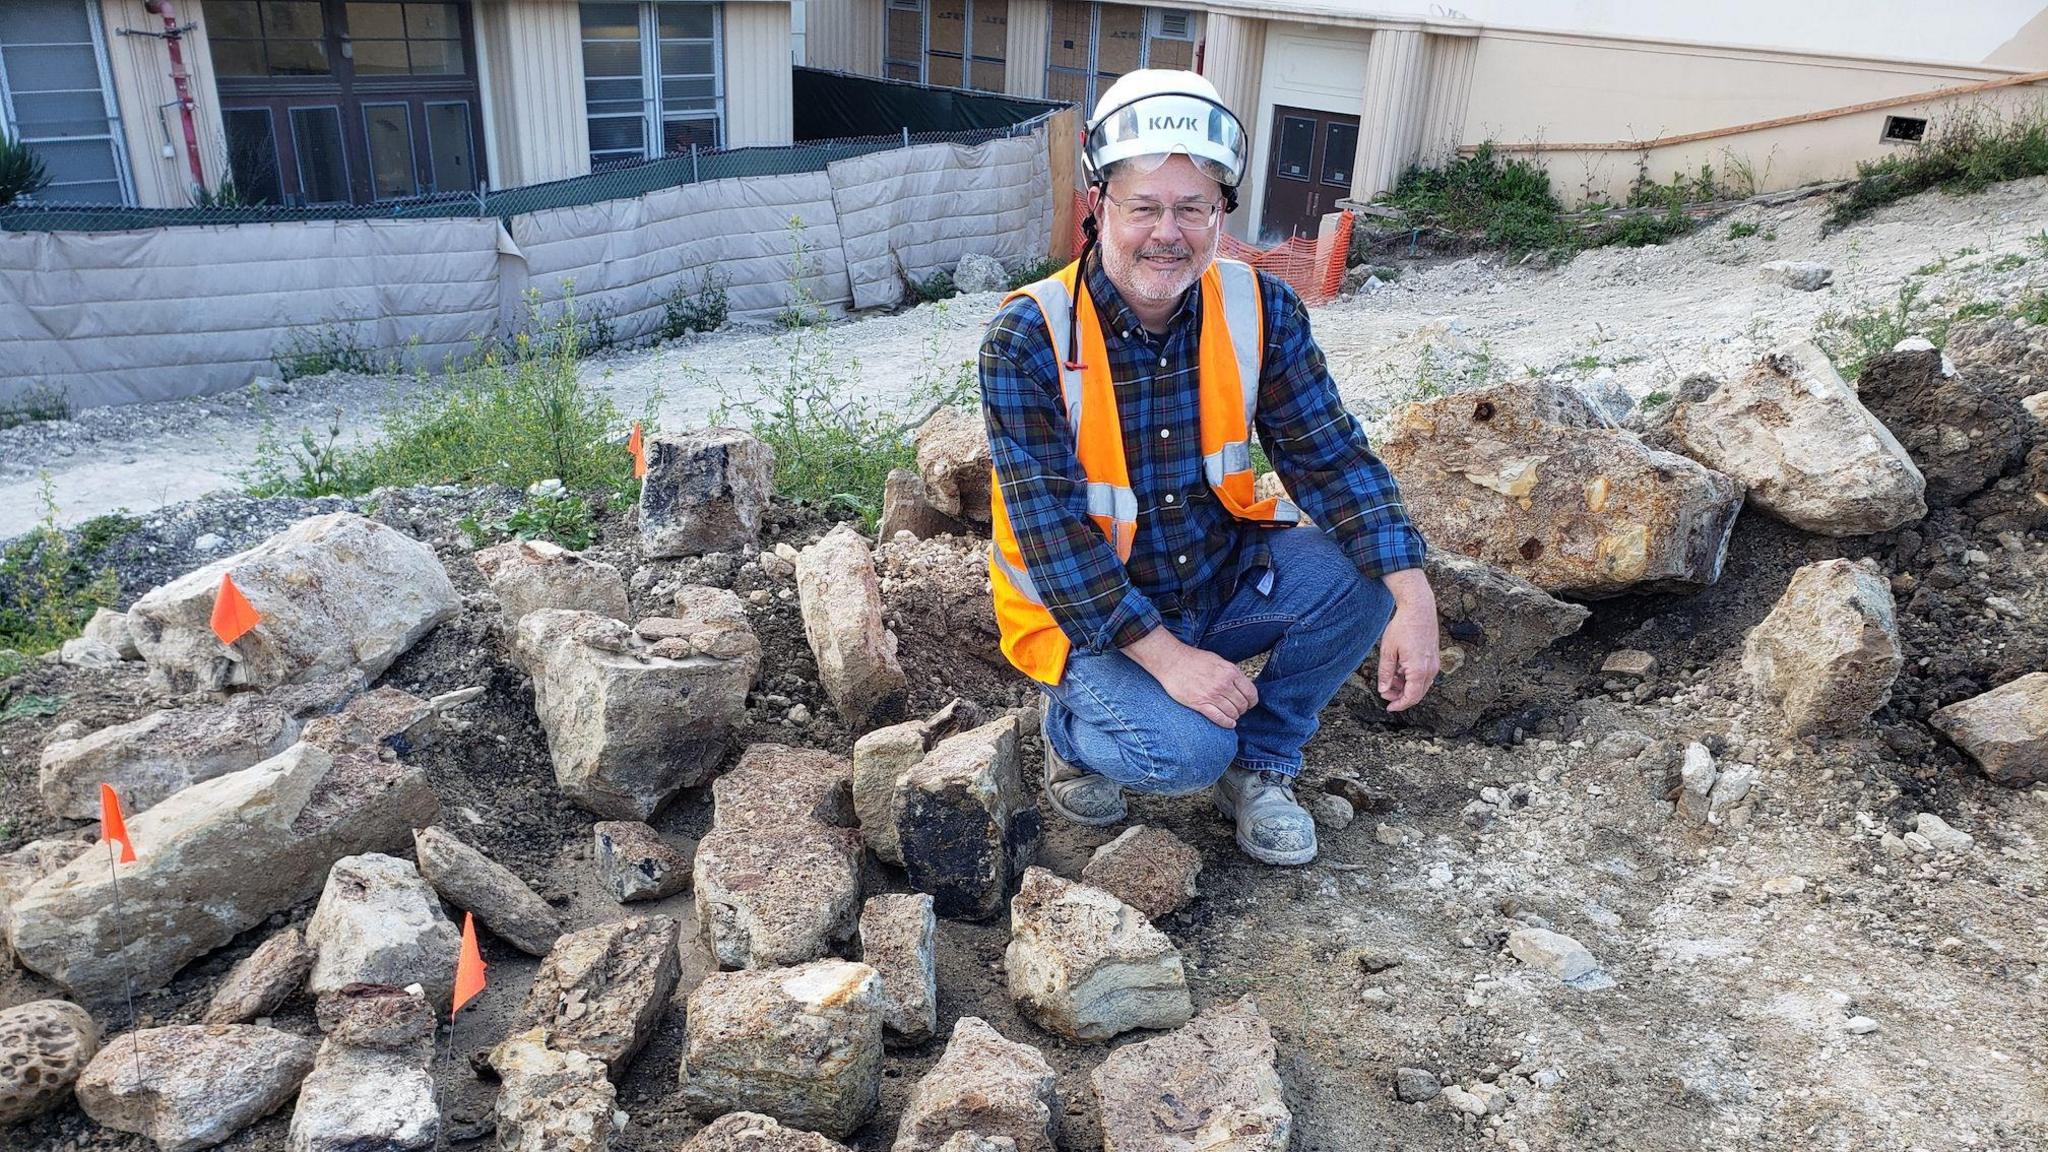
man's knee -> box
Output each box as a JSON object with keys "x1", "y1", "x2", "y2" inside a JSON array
[{"x1": 1123, "y1": 716, "x2": 1236, "y2": 796}]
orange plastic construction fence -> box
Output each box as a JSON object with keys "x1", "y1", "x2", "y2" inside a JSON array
[{"x1": 1069, "y1": 193, "x2": 1353, "y2": 306}]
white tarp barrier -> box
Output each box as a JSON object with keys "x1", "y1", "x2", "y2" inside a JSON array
[
  {"x1": 0, "y1": 133, "x2": 1051, "y2": 409},
  {"x1": 830, "y1": 131, "x2": 1049, "y2": 311},
  {"x1": 0, "y1": 218, "x2": 503, "y2": 409}
]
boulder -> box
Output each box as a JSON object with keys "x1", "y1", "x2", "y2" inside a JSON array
[
  {"x1": 954, "y1": 253, "x2": 1009, "y2": 295},
  {"x1": 914, "y1": 406, "x2": 993, "y2": 525},
  {"x1": 697, "y1": 744, "x2": 864, "y2": 969},
  {"x1": 893, "y1": 1016, "x2": 1059, "y2": 1152},
  {"x1": 201, "y1": 926, "x2": 314, "y2": 1025},
  {"x1": 1003, "y1": 867, "x2": 1191, "y2": 1042},
  {"x1": 712, "y1": 743, "x2": 858, "y2": 833},
  {"x1": 1079, "y1": 826, "x2": 1202, "y2": 920},
  {"x1": 7, "y1": 743, "x2": 438, "y2": 1001},
  {"x1": 75, "y1": 1025, "x2": 317, "y2": 1152},
  {"x1": 858, "y1": 893, "x2": 939, "y2": 1045},
  {"x1": 126, "y1": 512, "x2": 460, "y2": 694},
  {"x1": 496, "y1": 915, "x2": 681, "y2": 1074},
  {"x1": 1377, "y1": 382, "x2": 1742, "y2": 596},
  {"x1": 474, "y1": 538, "x2": 630, "y2": 628},
  {"x1": 1742, "y1": 559, "x2": 1902, "y2": 736},
  {"x1": 412, "y1": 826, "x2": 560, "y2": 956},
  {"x1": 39, "y1": 695, "x2": 299, "y2": 820},
  {"x1": 686, "y1": 1112, "x2": 854, "y2": 1152},
  {"x1": 640, "y1": 427, "x2": 775, "y2": 558},
  {"x1": 81, "y1": 607, "x2": 140, "y2": 659},
  {"x1": 679, "y1": 959, "x2": 885, "y2": 1139},
  {"x1": 297, "y1": 686, "x2": 442, "y2": 756},
  {"x1": 1090, "y1": 998, "x2": 1289, "y2": 1152},
  {"x1": 1664, "y1": 345, "x2": 1926, "y2": 535},
  {"x1": 0, "y1": 829, "x2": 95, "y2": 926},
  {"x1": 1355, "y1": 551, "x2": 1589, "y2": 733},
  {"x1": 288, "y1": 985, "x2": 438, "y2": 1152},
  {"x1": 593, "y1": 820, "x2": 693, "y2": 903},
  {"x1": 492, "y1": 1028, "x2": 626, "y2": 1152},
  {"x1": 797, "y1": 525, "x2": 908, "y2": 727},
  {"x1": 854, "y1": 701, "x2": 980, "y2": 866},
  {"x1": 895, "y1": 716, "x2": 1041, "y2": 921},
  {"x1": 1759, "y1": 259, "x2": 1832, "y2": 291},
  {"x1": 1506, "y1": 927, "x2": 1610, "y2": 988},
  {"x1": 516, "y1": 608, "x2": 754, "y2": 819},
  {"x1": 59, "y1": 636, "x2": 123, "y2": 668},
  {"x1": 879, "y1": 468, "x2": 969, "y2": 541},
  {"x1": 1930, "y1": 673, "x2": 2048, "y2": 786},
  {"x1": 1855, "y1": 348, "x2": 2025, "y2": 505},
  {"x1": 0, "y1": 999, "x2": 100, "y2": 1126},
  {"x1": 305, "y1": 852, "x2": 460, "y2": 1008}
]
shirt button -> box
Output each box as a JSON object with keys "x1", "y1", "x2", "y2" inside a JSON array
[
  {"x1": 1158, "y1": 356, "x2": 1168, "y2": 368},
  {"x1": 1159, "y1": 428, "x2": 1171, "y2": 439},
  {"x1": 1177, "y1": 554, "x2": 1189, "y2": 564},
  {"x1": 1163, "y1": 493, "x2": 1176, "y2": 505},
  {"x1": 1121, "y1": 329, "x2": 1130, "y2": 338}
]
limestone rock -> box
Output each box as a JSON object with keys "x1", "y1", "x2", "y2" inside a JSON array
[
  {"x1": 797, "y1": 524, "x2": 908, "y2": 727},
  {"x1": 679, "y1": 959, "x2": 885, "y2": 1139},
  {"x1": 1601, "y1": 649, "x2": 1658, "y2": 676},
  {"x1": 1080, "y1": 826, "x2": 1202, "y2": 920},
  {"x1": 127, "y1": 512, "x2": 461, "y2": 694},
  {"x1": 297, "y1": 686, "x2": 442, "y2": 757},
  {"x1": 1357, "y1": 551, "x2": 1589, "y2": 732},
  {"x1": 0, "y1": 999, "x2": 100, "y2": 1126},
  {"x1": 1506, "y1": 927, "x2": 1610, "y2": 988},
  {"x1": 1856, "y1": 348, "x2": 2026, "y2": 505},
  {"x1": 1090, "y1": 998, "x2": 1289, "y2": 1152},
  {"x1": 1377, "y1": 382, "x2": 1743, "y2": 596},
  {"x1": 82, "y1": 607, "x2": 140, "y2": 659},
  {"x1": 1759, "y1": 259, "x2": 1832, "y2": 291},
  {"x1": 1665, "y1": 345, "x2": 1925, "y2": 535},
  {"x1": 202, "y1": 926, "x2": 313, "y2": 1025},
  {"x1": 1394, "y1": 1067, "x2": 1441, "y2": 1103},
  {"x1": 935, "y1": 1137, "x2": 1017, "y2": 1152},
  {"x1": 853, "y1": 699, "x2": 979, "y2": 865},
  {"x1": 895, "y1": 716, "x2": 1041, "y2": 921},
  {"x1": 7, "y1": 743, "x2": 438, "y2": 1000},
  {"x1": 75, "y1": 1025, "x2": 317, "y2": 1152},
  {"x1": 1913, "y1": 812, "x2": 1975, "y2": 854},
  {"x1": 475, "y1": 538, "x2": 630, "y2": 628},
  {"x1": 697, "y1": 744, "x2": 863, "y2": 969},
  {"x1": 1930, "y1": 672, "x2": 2048, "y2": 786},
  {"x1": 954, "y1": 252, "x2": 1009, "y2": 294},
  {"x1": 712, "y1": 743, "x2": 858, "y2": 834},
  {"x1": 39, "y1": 695, "x2": 299, "y2": 819},
  {"x1": 1743, "y1": 559, "x2": 1902, "y2": 736},
  {"x1": 305, "y1": 852, "x2": 459, "y2": 1008},
  {"x1": 893, "y1": 1016, "x2": 1059, "y2": 1152},
  {"x1": 59, "y1": 636, "x2": 123, "y2": 668},
  {"x1": 0, "y1": 829, "x2": 95, "y2": 926},
  {"x1": 874, "y1": 536, "x2": 1002, "y2": 668},
  {"x1": 640, "y1": 427, "x2": 775, "y2": 557},
  {"x1": 1003, "y1": 867, "x2": 1191, "y2": 1041},
  {"x1": 289, "y1": 985, "x2": 437, "y2": 1152},
  {"x1": 412, "y1": 826, "x2": 560, "y2": 956},
  {"x1": 593, "y1": 820, "x2": 692, "y2": 902},
  {"x1": 1674, "y1": 742, "x2": 1719, "y2": 825},
  {"x1": 685, "y1": 1112, "x2": 854, "y2": 1152},
  {"x1": 517, "y1": 608, "x2": 754, "y2": 819},
  {"x1": 858, "y1": 893, "x2": 938, "y2": 1044},
  {"x1": 879, "y1": 468, "x2": 969, "y2": 541},
  {"x1": 493, "y1": 1028, "x2": 626, "y2": 1152},
  {"x1": 497, "y1": 915, "x2": 681, "y2": 1074},
  {"x1": 914, "y1": 405, "x2": 993, "y2": 524}
]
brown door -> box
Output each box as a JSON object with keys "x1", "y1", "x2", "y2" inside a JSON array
[
  {"x1": 1259, "y1": 105, "x2": 1359, "y2": 242},
  {"x1": 206, "y1": 1, "x2": 484, "y2": 206}
]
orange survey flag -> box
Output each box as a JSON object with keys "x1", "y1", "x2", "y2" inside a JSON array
[
  {"x1": 628, "y1": 422, "x2": 647, "y2": 479},
  {"x1": 99, "y1": 783, "x2": 136, "y2": 864},
  {"x1": 210, "y1": 572, "x2": 262, "y2": 644},
  {"x1": 452, "y1": 912, "x2": 487, "y2": 1018}
]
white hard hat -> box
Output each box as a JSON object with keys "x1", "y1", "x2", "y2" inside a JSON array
[{"x1": 1084, "y1": 69, "x2": 1248, "y2": 190}]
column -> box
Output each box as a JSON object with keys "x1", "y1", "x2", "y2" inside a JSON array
[{"x1": 1352, "y1": 26, "x2": 1425, "y2": 202}]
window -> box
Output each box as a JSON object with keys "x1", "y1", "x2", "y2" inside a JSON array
[
  {"x1": 343, "y1": 3, "x2": 465, "y2": 76},
  {"x1": 580, "y1": 1, "x2": 722, "y2": 168},
  {"x1": 1882, "y1": 115, "x2": 1926, "y2": 144},
  {"x1": 203, "y1": 1, "x2": 331, "y2": 76},
  {"x1": 884, "y1": 0, "x2": 1008, "y2": 93},
  {"x1": 1046, "y1": 3, "x2": 1193, "y2": 109},
  {"x1": 0, "y1": 0, "x2": 131, "y2": 204}
]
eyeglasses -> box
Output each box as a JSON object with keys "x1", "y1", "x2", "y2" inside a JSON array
[{"x1": 1102, "y1": 192, "x2": 1223, "y2": 231}]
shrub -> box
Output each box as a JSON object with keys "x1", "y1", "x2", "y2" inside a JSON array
[
  {"x1": 0, "y1": 381, "x2": 71, "y2": 430},
  {"x1": 911, "y1": 269, "x2": 957, "y2": 304},
  {"x1": 0, "y1": 131, "x2": 49, "y2": 207},
  {"x1": 660, "y1": 267, "x2": 729, "y2": 340},
  {"x1": 0, "y1": 478, "x2": 120, "y2": 656},
  {"x1": 460, "y1": 479, "x2": 597, "y2": 550},
  {"x1": 1384, "y1": 143, "x2": 1568, "y2": 253},
  {"x1": 276, "y1": 323, "x2": 379, "y2": 381},
  {"x1": 1826, "y1": 106, "x2": 2048, "y2": 232},
  {"x1": 1005, "y1": 255, "x2": 1063, "y2": 290}
]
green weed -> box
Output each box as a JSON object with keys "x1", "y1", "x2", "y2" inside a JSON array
[
  {"x1": 0, "y1": 381, "x2": 71, "y2": 430},
  {"x1": 459, "y1": 480, "x2": 597, "y2": 550},
  {"x1": 1005, "y1": 256, "x2": 1063, "y2": 290},
  {"x1": 0, "y1": 477, "x2": 120, "y2": 656},
  {"x1": 1826, "y1": 106, "x2": 2048, "y2": 232},
  {"x1": 659, "y1": 267, "x2": 730, "y2": 340},
  {"x1": 911, "y1": 269, "x2": 958, "y2": 304},
  {"x1": 1727, "y1": 221, "x2": 1759, "y2": 239},
  {"x1": 276, "y1": 323, "x2": 379, "y2": 382}
]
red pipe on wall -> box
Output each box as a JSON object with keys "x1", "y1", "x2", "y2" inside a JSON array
[{"x1": 143, "y1": 0, "x2": 207, "y2": 194}]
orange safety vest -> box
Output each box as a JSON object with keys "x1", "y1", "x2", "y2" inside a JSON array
[{"x1": 988, "y1": 257, "x2": 1301, "y2": 685}]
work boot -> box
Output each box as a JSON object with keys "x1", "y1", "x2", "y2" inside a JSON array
[
  {"x1": 1212, "y1": 766, "x2": 1317, "y2": 866},
  {"x1": 1042, "y1": 737, "x2": 1127, "y2": 827}
]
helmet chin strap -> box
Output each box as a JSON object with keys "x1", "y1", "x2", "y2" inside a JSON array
[{"x1": 1065, "y1": 178, "x2": 1237, "y2": 375}]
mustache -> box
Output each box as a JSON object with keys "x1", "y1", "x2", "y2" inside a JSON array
[{"x1": 1137, "y1": 246, "x2": 1192, "y2": 259}]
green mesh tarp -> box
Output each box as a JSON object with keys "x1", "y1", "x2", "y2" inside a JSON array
[{"x1": 793, "y1": 68, "x2": 1063, "y2": 139}]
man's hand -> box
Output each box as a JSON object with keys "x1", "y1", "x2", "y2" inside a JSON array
[
  {"x1": 1377, "y1": 568, "x2": 1440, "y2": 712},
  {"x1": 1122, "y1": 627, "x2": 1258, "y2": 728}
]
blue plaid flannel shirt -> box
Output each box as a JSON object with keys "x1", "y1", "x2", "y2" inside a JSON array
[{"x1": 980, "y1": 253, "x2": 1428, "y2": 653}]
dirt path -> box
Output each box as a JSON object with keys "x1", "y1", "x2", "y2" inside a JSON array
[{"x1": 5, "y1": 177, "x2": 2045, "y2": 541}]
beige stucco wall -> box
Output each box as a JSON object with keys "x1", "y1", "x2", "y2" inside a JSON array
[
  {"x1": 726, "y1": 1, "x2": 795, "y2": 145},
  {"x1": 477, "y1": 0, "x2": 589, "y2": 186},
  {"x1": 806, "y1": 0, "x2": 883, "y2": 74},
  {"x1": 100, "y1": 0, "x2": 229, "y2": 207}
]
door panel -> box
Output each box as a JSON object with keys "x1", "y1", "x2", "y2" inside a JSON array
[{"x1": 1260, "y1": 104, "x2": 1360, "y2": 242}]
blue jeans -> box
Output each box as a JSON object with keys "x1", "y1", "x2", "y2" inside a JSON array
[{"x1": 1041, "y1": 525, "x2": 1394, "y2": 795}]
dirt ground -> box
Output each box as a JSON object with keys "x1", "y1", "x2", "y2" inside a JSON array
[{"x1": 4, "y1": 451, "x2": 2046, "y2": 1151}]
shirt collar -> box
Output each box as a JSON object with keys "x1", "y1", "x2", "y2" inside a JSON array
[{"x1": 1083, "y1": 250, "x2": 1200, "y2": 341}]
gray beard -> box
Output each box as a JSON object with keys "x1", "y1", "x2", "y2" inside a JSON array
[{"x1": 1102, "y1": 239, "x2": 1214, "y2": 305}]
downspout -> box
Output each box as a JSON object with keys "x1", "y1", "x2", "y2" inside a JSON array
[{"x1": 142, "y1": 0, "x2": 207, "y2": 195}]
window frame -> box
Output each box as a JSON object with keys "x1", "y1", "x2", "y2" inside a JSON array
[
  {"x1": 581, "y1": 0, "x2": 725, "y2": 170},
  {"x1": 0, "y1": 0, "x2": 136, "y2": 205},
  {"x1": 884, "y1": 0, "x2": 1008, "y2": 94}
]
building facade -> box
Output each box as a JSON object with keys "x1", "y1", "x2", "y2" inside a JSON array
[
  {"x1": 806, "y1": 0, "x2": 2048, "y2": 241},
  {"x1": 0, "y1": 0, "x2": 796, "y2": 209}
]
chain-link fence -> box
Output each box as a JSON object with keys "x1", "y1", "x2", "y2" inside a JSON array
[{"x1": 0, "y1": 115, "x2": 1057, "y2": 233}]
